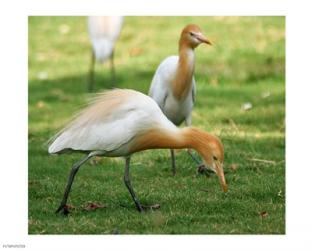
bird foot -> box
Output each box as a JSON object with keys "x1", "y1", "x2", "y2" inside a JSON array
[
  {"x1": 197, "y1": 164, "x2": 215, "y2": 176},
  {"x1": 55, "y1": 204, "x2": 72, "y2": 215}
]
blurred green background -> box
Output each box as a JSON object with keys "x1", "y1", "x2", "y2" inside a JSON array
[{"x1": 28, "y1": 16, "x2": 285, "y2": 234}]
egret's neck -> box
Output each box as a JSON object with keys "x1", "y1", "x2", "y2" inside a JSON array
[
  {"x1": 130, "y1": 127, "x2": 213, "y2": 161},
  {"x1": 172, "y1": 44, "x2": 195, "y2": 101}
]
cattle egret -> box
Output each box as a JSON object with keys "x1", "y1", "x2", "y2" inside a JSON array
[
  {"x1": 149, "y1": 24, "x2": 212, "y2": 175},
  {"x1": 49, "y1": 89, "x2": 227, "y2": 214},
  {"x1": 87, "y1": 16, "x2": 123, "y2": 91}
]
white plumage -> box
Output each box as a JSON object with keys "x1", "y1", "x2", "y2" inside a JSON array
[
  {"x1": 87, "y1": 16, "x2": 124, "y2": 91},
  {"x1": 49, "y1": 89, "x2": 226, "y2": 214},
  {"x1": 48, "y1": 89, "x2": 177, "y2": 156},
  {"x1": 148, "y1": 24, "x2": 211, "y2": 174},
  {"x1": 149, "y1": 24, "x2": 210, "y2": 127},
  {"x1": 149, "y1": 55, "x2": 195, "y2": 126},
  {"x1": 88, "y1": 16, "x2": 123, "y2": 63}
]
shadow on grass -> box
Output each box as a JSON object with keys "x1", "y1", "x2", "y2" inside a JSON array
[{"x1": 28, "y1": 67, "x2": 157, "y2": 103}]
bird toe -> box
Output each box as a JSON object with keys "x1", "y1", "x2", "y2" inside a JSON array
[{"x1": 55, "y1": 204, "x2": 71, "y2": 215}]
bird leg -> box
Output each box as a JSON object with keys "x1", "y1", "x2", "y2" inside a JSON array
[
  {"x1": 87, "y1": 50, "x2": 96, "y2": 92},
  {"x1": 170, "y1": 149, "x2": 212, "y2": 176},
  {"x1": 185, "y1": 118, "x2": 209, "y2": 172},
  {"x1": 187, "y1": 149, "x2": 201, "y2": 164},
  {"x1": 55, "y1": 152, "x2": 95, "y2": 215},
  {"x1": 110, "y1": 51, "x2": 116, "y2": 87},
  {"x1": 170, "y1": 149, "x2": 176, "y2": 176},
  {"x1": 187, "y1": 149, "x2": 215, "y2": 175},
  {"x1": 123, "y1": 157, "x2": 144, "y2": 212}
]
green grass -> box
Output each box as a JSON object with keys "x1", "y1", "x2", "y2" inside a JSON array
[{"x1": 28, "y1": 16, "x2": 285, "y2": 234}]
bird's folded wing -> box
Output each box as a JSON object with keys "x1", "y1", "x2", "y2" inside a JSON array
[
  {"x1": 191, "y1": 77, "x2": 196, "y2": 103},
  {"x1": 149, "y1": 56, "x2": 179, "y2": 109},
  {"x1": 48, "y1": 108, "x2": 151, "y2": 154}
]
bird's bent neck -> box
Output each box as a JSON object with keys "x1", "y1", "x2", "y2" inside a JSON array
[
  {"x1": 131, "y1": 127, "x2": 214, "y2": 161},
  {"x1": 172, "y1": 43, "x2": 195, "y2": 101}
]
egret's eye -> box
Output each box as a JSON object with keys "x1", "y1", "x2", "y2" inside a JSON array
[
  {"x1": 190, "y1": 32, "x2": 195, "y2": 37},
  {"x1": 213, "y1": 156, "x2": 218, "y2": 161}
]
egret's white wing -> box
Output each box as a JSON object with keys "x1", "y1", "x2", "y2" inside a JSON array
[
  {"x1": 191, "y1": 77, "x2": 196, "y2": 104},
  {"x1": 49, "y1": 109, "x2": 149, "y2": 153},
  {"x1": 48, "y1": 89, "x2": 173, "y2": 154},
  {"x1": 148, "y1": 56, "x2": 178, "y2": 109}
]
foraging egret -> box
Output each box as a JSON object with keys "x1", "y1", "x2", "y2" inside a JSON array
[
  {"x1": 87, "y1": 16, "x2": 123, "y2": 91},
  {"x1": 149, "y1": 24, "x2": 212, "y2": 175},
  {"x1": 49, "y1": 89, "x2": 227, "y2": 214}
]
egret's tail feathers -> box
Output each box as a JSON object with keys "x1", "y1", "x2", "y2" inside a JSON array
[
  {"x1": 48, "y1": 130, "x2": 75, "y2": 154},
  {"x1": 48, "y1": 134, "x2": 65, "y2": 154}
]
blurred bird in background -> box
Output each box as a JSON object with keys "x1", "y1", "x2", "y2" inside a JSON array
[{"x1": 87, "y1": 16, "x2": 123, "y2": 91}]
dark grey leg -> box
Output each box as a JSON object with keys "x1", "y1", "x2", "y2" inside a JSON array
[
  {"x1": 184, "y1": 118, "x2": 202, "y2": 166},
  {"x1": 87, "y1": 50, "x2": 96, "y2": 92},
  {"x1": 56, "y1": 152, "x2": 95, "y2": 215},
  {"x1": 110, "y1": 50, "x2": 116, "y2": 87},
  {"x1": 170, "y1": 149, "x2": 176, "y2": 176},
  {"x1": 184, "y1": 117, "x2": 213, "y2": 174},
  {"x1": 123, "y1": 157, "x2": 143, "y2": 212}
]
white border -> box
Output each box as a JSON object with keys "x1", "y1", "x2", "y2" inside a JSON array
[
  {"x1": 26, "y1": 0, "x2": 287, "y2": 15},
  {"x1": 1, "y1": 0, "x2": 312, "y2": 249}
]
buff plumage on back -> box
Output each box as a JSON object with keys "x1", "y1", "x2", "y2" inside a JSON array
[{"x1": 48, "y1": 89, "x2": 162, "y2": 154}]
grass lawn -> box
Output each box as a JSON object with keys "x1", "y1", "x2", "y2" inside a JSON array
[{"x1": 28, "y1": 16, "x2": 285, "y2": 234}]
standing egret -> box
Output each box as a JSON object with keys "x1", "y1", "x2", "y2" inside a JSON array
[
  {"x1": 149, "y1": 24, "x2": 212, "y2": 175},
  {"x1": 49, "y1": 89, "x2": 227, "y2": 214},
  {"x1": 87, "y1": 16, "x2": 123, "y2": 91}
]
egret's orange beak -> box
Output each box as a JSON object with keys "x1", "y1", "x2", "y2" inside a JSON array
[
  {"x1": 214, "y1": 161, "x2": 228, "y2": 192},
  {"x1": 196, "y1": 33, "x2": 212, "y2": 45}
]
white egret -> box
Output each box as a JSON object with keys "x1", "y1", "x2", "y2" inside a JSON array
[
  {"x1": 49, "y1": 89, "x2": 227, "y2": 214},
  {"x1": 149, "y1": 24, "x2": 212, "y2": 175}
]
